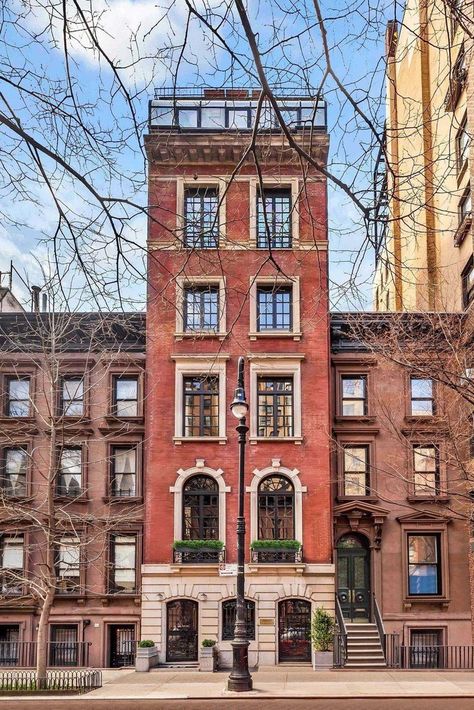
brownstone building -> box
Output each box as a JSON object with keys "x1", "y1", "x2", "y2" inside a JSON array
[
  {"x1": 142, "y1": 88, "x2": 335, "y2": 667},
  {"x1": 331, "y1": 313, "x2": 472, "y2": 665},
  {"x1": 0, "y1": 304, "x2": 145, "y2": 668}
]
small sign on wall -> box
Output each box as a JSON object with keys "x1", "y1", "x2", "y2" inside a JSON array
[
  {"x1": 219, "y1": 563, "x2": 237, "y2": 577},
  {"x1": 259, "y1": 618, "x2": 275, "y2": 626}
]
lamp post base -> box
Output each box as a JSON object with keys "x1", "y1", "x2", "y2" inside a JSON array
[{"x1": 227, "y1": 639, "x2": 253, "y2": 692}]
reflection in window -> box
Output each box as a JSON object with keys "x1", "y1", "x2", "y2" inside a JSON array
[
  {"x1": 113, "y1": 377, "x2": 139, "y2": 417},
  {"x1": 184, "y1": 188, "x2": 219, "y2": 248},
  {"x1": 258, "y1": 475, "x2": 294, "y2": 540},
  {"x1": 183, "y1": 475, "x2": 219, "y2": 540},
  {"x1": 410, "y1": 378, "x2": 434, "y2": 416},
  {"x1": 61, "y1": 377, "x2": 84, "y2": 416},
  {"x1": 413, "y1": 445, "x2": 439, "y2": 496},
  {"x1": 343, "y1": 446, "x2": 369, "y2": 496},
  {"x1": 257, "y1": 189, "x2": 292, "y2": 248},
  {"x1": 57, "y1": 536, "x2": 80, "y2": 592},
  {"x1": 257, "y1": 285, "x2": 292, "y2": 331},
  {"x1": 408, "y1": 534, "x2": 440, "y2": 595},
  {"x1": 341, "y1": 376, "x2": 367, "y2": 416},
  {"x1": 110, "y1": 535, "x2": 136, "y2": 593},
  {"x1": 6, "y1": 377, "x2": 30, "y2": 417},
  {"x1": 183, "y1": 376, "x2": 219, "y2": 437},
  {"x1": 184, "y1": 285, "x2": 219, "y2": 332},
  {"x1": 257, "y1": 377, "x2": 293, "y2": 437}
]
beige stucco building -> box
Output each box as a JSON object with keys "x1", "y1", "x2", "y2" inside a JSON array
[{"x1": 374, "y1": 0, "x2": 473, "y2": 312}]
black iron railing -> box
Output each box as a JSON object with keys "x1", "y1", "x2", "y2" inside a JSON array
[
  {"x1": 0, "y1": 669, "x2": 102, "y2": 693},
  {"x1": 250, "y1": 548, "x2": 302, "y2": 563},
  {"x1": 173, "y1": 547, "x2": 225, "y2": 564},
  {"x1": 0, "y1": 642, "x2": 91, "y2": 668},
  {"x1": 154, "y1": 87, "x2": 326, "y2": 99},
  {"x1": 401, "y1": 645, "x2": 474, "y2": 669},
  {"x1": 384, "y1": 634, "x2": 401, "y2": 668},
  {"x1": 334, "y1": 596, "x2": 347, "y2": 668}
]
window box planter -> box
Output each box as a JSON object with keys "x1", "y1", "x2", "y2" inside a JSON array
[
  {"x1": 199, "y1": 641, "x2": 218, "y2": 672},
  {"x1": 250, "y1": 540, "x2": 302, "y2": 563},
  {"x1": 172, "y1": 540, "x2": 225, "y2": 564},
  {"x1": 135, "y1": 641, "x2": 159, "y2": 672}
]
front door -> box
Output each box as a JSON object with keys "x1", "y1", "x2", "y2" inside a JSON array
[
  {"x1": 337, "y1": 533, "x2": 371, "y2": 622},
  {"x1": 109, "y1": 625, "x2": 136, "y2": 667},
  {"x1": 166, "y1": 600, "x2": 198, "y2": 662},
  {"x1": 278, "y1": 599, "x2": 311, "y2": 662}
]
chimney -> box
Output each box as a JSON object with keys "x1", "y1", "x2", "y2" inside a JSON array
[
  {"x1": 31, "y1": 285, "x2": 41, "y2": 313},
  {"x1": 42, "y1": 293, "x2": 48, "y2": 312}
]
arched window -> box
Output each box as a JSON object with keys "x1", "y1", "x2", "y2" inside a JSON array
[
  {"x1": 183, "y1": 475, "x2": 219, "y2": 540},
  {"x1": 221, "y1": 599, "x2": 256, "y2": 640},
  {"x1": 258, "y1": 475, "x2": 294, "y2": 539}
]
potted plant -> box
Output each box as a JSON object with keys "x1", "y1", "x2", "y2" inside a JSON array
[
  {"x1": 310, "y1": 607, "x2": 335, "y2": 670},
  {"x1": 199, "y1": 639, "x2": 218, "y2": 672},
  {"x1": 135, "y1": 639, "x2": 159, "y2": 672}
]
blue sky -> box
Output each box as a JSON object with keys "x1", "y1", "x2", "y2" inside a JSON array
[{"x1": 0, "y1": 0, "x2": 398, "y2": 311}]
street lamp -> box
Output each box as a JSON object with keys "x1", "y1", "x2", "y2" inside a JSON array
[{"x1": 227, "y1": 356, "x2": 253, "y2": 692}]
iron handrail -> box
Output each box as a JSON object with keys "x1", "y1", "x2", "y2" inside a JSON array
[{"x1": 334, "y1": 595, "x2": 347, "y2": 667}]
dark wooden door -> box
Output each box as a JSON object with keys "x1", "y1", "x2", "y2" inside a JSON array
[
  {"x1": 337, "y1": 534, "x2": 370, "y2": 622},
  {"x1": 278, "y1": 599, "x2": 311, "y2": 662},
  {"x1": 109, "y1": 625, "x2": 136, "y2": 667},
  {"x1": 166, "y1": 600, "x2": 198, "y2": 662}
]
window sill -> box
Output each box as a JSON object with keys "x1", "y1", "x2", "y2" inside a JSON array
[
  {"x1": 334, "y1": 415, "x2": 376, "y2": 424},
  {"x1": 103, "y1": 495, "x2": 143, "y2": 504},
  {"x1": 406, "y1": 495, "x2": 450, "y2": 504},
  {"x1": 249, "y1": 436, "x2": 303, "y2": 445},
  {"x1": 404, "y1": 596, "x2": 450, "y2": 610},
  {"x1": 54, "y1": 495, "x2": 89, "y2": 503},
  {"x1": 174, "y1": 331, "x2": 227, "y2": 341},
  {"x1": 454, "y1": 213, "x2": 472, "y2": 247},
  {"x1": 173, "y1": 436, "x2": 227, "y2": 445},
  {"x1": 249, "y1": 331, "x2": 302, "y2": 341},
  {"x1": 336, "y1": 495, "x2": 379, "y2": 503},
  {"x1": 104, "y1": 415, "x2": 144, "y2": 423}
]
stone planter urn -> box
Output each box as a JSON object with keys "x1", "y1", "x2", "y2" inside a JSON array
[
  {"x1": 199, "y1": 644, "x2": 218, "y2": 672},
  {"x1": 312, "y1": 650, "x2": 333, "y2": 670},
  {"x1": 135, "y1": 643, "x2": 160, "y2": 672}
]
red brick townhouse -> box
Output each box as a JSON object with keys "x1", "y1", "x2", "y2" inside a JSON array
[{"x1": 142, "y1": 88, "x2": 334, "y2": 666}]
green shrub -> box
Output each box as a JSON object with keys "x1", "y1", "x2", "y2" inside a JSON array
[
  {"x1": 173, "y1": 539, "x2": 224, "y2": 551},
  {"x1": 201, "y1": 639, "x2": 216, "y2": 648},
  {"x1": 310, "y1": 607, "x2": 335, "y2": 652},
  {"x1": 250, "y1": 539, "x2": 301, "y2": 550},
  {"x1": 138, "y1": 640, "x2": 155, "y2": 648}
]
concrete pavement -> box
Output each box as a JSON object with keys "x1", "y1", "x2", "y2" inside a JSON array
[{"x1": 3, "y1": 666, "x2": 474, "y2": 702}]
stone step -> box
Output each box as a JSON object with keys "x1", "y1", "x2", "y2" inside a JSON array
[{"x1": 345, "y1": 662, "x2": 387, "y2": 668}]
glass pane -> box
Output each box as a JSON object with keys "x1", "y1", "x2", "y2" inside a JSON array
[
  {"x1": 409, "y1": 565, "x2": 438, "y2": 594},
  {"x1": 115, "y1": 541, "x2": 136, "y2": 569},
  {"x1": 414, "y1": 447, "x2": 436, "y2": 472},
  {"x1": 9, "y1": 380, "x2": 29, "y2": 400},
  {"x1": 344, "y1": 447, "x2": 367, "y2": 471},
  {"x1": 411, "y1": 379, "x2": 433, "y2": 398},
  {"x1": 227, "y1": 109, "x2": 249, "y2": 128},
  {"x1": 408, "y1": 535, "x2": 437, "y2": 564},
  {"x1": 63, "y1": 379, "x2": 83, "y2": 400},
  {"x1": 2, "y1": 537, "x2": 23, "y2": 569},
  {"x1": 113, "y1": 448, "x2": 136, "y2": 474},
  {"x1": 178, "y1": 109, "x2": 198, "y2": 127},
  {"x1": 116, "y1": 379, "x2": 138, "y2": 400},
  {"x1": 342, "y1": 377, "x2": 365, "y2": 398},
  {"x1": 5, "y1": 449, "x2": 27, "y2": 475},
  {"x1": 201, "y1": 107, "x2": 225, "y2": 128},
  {"x1": 150, "y1": 105, "x2": 174, "y2": 125},
  {"x1": 344, "y1": 472, "x2": 366, "y2": 496}
]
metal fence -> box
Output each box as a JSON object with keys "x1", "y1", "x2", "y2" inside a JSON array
[
  {"x1": 0, "y1": 669, "x2": 102, "y2": 693},
  {"x1": 0, "y1": 642, "x2": 91, "y2": 668},
  {"x1": 400, "y1": 645, "x2": 474, "y2": 670}
]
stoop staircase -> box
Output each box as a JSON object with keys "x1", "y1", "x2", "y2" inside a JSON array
[{"x1": 345, "y1": 623, "x2": 386, "y2": 668}]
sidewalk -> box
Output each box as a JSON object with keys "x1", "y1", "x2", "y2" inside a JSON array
[{"x1": 85, "y1": 667, "x2": 474, "y2": 699}]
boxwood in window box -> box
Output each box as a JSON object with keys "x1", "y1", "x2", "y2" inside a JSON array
[
  {"x1": 250, "y1": 539, "x2": 301, "y2": 563},
  {"x1": 250, "y1": 539, "x2": 301, "y2": 550},
  {"x1": 173, "y1": 540, "x2": 224, "y2": 551}
]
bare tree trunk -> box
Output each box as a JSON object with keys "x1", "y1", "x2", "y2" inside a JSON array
[{"x1": 35, "y1": 586, "x2": 55, "y2": 688}]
